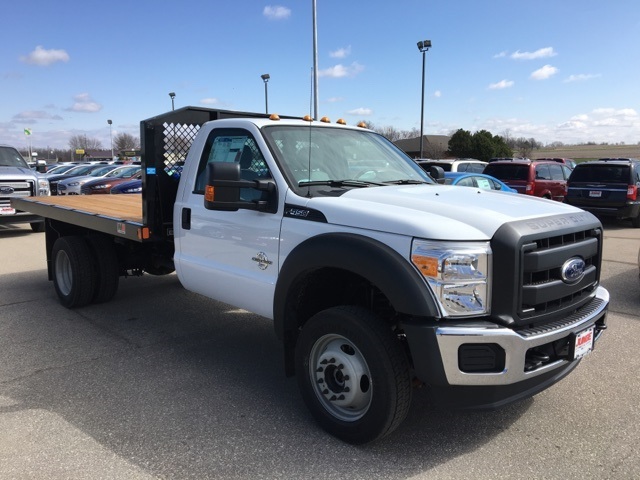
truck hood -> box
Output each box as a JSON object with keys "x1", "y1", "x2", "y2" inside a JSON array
[
  {"x1": 305, "y1": 184, "x2": 586, "y2": 240},
  {"x1": 0, "y1": 166, "x2": 36, "y2": 179}
]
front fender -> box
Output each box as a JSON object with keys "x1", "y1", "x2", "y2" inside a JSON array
[{"x1": 273, "y1": 232, "x2": 439, "y2": 342}]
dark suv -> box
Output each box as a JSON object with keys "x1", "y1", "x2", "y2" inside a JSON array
[
  {"x1": 483, "y1": 159, "x2": 571, "y2": 201},
  {"x1": 565, "y1": 158, "x2": 640, "y2": 227}
]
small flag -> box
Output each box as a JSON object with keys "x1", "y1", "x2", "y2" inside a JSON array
[{"x1": 24, "y1": 128, "x2": 32, "y2": 136}]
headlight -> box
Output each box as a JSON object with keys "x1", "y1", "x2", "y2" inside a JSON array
[
  {"x1": 38, "y1": 179, "x2": 50, "y2": 196},
  {"x1": 411, "y1": 240, "x2": 491, "y2": 317},
  {"x1": 68, "y1": 182, "x2": 79, "y2": 186}
]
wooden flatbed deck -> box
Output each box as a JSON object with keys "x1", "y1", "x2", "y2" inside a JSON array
[
  {"x1": 11, "y1": 194, "x2": 150, "y2": 242},
  {"x1": 29, "y1": 194, "x2": 143, "y2": 223}
]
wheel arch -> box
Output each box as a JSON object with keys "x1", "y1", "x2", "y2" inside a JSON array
[{"x1": 274, "y1": 232, "x2": 438, "y2": 375}]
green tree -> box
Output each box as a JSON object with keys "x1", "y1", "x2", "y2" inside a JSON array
[{"x1": 448, "y1": 129, "x2": 473, "y2": 158}]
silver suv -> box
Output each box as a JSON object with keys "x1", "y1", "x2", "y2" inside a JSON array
[{"x1": 0, "y1": 145, "x2": 50, "y2": 232}]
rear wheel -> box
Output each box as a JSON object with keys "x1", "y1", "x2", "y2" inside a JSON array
[
  {"x1": 86, "y1": 235, "x2": 120, "y2": 303},
  {"x1": 52, "y1": 236, "x2": 96, "y2": 308},
  {"x1": 295, "y1": 306, "x2": 412, "y2": 444}
]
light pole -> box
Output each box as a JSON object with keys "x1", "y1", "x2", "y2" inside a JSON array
[
  {"x1": 261, "y1": 74, "x2": 270, "y2": 114},
  {"x1": 107, "y1": 119, "x2": 114, "y2": 160},
  {"x1": 169, "y1": 92, "x2": 176, "y2": 111},
  {"x1": 417, "y1": 39, "x2": 432, "y2": 159}
]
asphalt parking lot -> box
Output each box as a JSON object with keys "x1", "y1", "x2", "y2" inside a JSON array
[{"x1": 0, "y1": 218, "x2": 639, "y2": 480}]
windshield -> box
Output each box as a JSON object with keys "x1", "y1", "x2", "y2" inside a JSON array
[
  {"x1": 262, "y1": 125, "x2": 432, "y2": 196},
  {"x1": 89, "y1": 166, "x2": 118, "y2": 177},
  {"x1": 0, "y1": 146, "x2": 29, "y2": 168}
]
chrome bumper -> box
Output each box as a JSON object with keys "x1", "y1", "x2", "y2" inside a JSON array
[{"x1": 435, "y1": 286, "x2": 609, "y2": 386}]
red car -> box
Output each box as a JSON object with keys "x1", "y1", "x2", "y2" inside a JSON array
[
  {"x1": 80, "y1": 166, "x2": 141, "y2": 194},
  {"x1": 483, "y1": 159, "x2": 571, "y2": 201}
]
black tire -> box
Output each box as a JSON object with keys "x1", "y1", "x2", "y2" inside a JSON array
[
  {"x1": 30, "y1": 222, "x2": 45, "y2": 232},
  {"x1": 52, "y1": 236, "x2": 96, "y2": 308},
  {"x1": 295, "y1": 306, "x2": 412, "y2": 444},
  {"x1": 86, "y1": 235, "x2": 120, "y2": 303},
  {"x1": 144, "y1": 265, "x2": 175, "y2": 276}
]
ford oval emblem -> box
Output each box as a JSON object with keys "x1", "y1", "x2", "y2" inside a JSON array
[
  {"x1": 0, "y1": 186, "x2": 15, "y2": 194},
  {"x1": 561, "y1": 257, "x2": 586, "y2": 284}
]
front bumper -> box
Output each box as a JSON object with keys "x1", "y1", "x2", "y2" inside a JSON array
[{"x1": 402, "y1": 285, "x2": 608, "y2": 408}]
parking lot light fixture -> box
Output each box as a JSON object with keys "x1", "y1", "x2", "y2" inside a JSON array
[
  {"x1": 107, "y1": 119, "x2": 114, "y2": 160},
  {"x1": 417, "y1": 39, "x2": 432, "y2": 159},
  {"x1": 261, "y1": 74, "x2": 270, "y2": 114},
  {"x1": 169, "y1": 92, "x2": 176, "y2": 111}
]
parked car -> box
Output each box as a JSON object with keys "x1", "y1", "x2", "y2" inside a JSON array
[
  {"x1": 47, "y1": 164, "x2": 114, "y2": 195},
  {"x1": 564, "y1": 158, "x2": 640, "y2": 227},
  {"x1": 536, "y1": 157, "x2": 577, "y2": 170},
  {"x1": 81, "y1": 166, "x2": 142, "y2": 194},
  {"x1": 110, "y1": 178, "x2": 142, "y2": 194},
  {"x1": 416, "y1": 158, "x2": 488, "y2": 173},
  {"x1": 56, "y1": 165, "x2": 122, "y2": 195},
  {"x1": 443, "y1": 172, "x2": 517, "y2": 193},
  {"x1": 483, "y1": 159, "x2": 571, "y2": 201}
]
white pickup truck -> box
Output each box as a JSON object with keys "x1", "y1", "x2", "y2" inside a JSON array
[{"x1": 12, "y1": 107, "x2": 608, "y2": 444}]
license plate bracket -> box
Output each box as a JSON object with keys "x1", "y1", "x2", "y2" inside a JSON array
[
  {"x1": 589, "y1": 190, "x2": 602, "y2": 198},
  {"x1": 569, "y1": 326, "x2": 595, "y2": 360}
]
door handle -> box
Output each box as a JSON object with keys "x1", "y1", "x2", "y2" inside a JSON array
[{"x1": 182, "y1": 208, "x2": 191, "y2": 230}]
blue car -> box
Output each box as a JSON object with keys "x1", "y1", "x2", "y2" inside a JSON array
[
  {"x1": 110, "y1": 178, "x2": 142, "y2": 194},
  {"x1": 444, "y1": 172, "x2": 517, "y2": 193}
]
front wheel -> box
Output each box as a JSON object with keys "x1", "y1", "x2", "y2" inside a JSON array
[{"x1": 295, "y1": 306, "x2": 412, "y2": 444}]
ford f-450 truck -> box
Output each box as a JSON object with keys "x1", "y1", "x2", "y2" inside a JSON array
[
  {"x1": 0, "y1": 144, "x2": 49, "y2": 231},
  {"x1": 12, "y1": 107, "x2": 608, "y2": 444}
]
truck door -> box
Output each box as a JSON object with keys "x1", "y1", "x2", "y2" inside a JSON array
[{"x1": 174, "y1": 128, "x2": 280, "y2": 319}]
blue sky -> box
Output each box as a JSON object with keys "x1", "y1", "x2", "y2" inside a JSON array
[{"x1": 1, "y1": 0, "x2": 639, "y2": 151}]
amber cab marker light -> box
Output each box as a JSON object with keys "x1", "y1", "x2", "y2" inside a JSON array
[
  {"x1": 303, "y1": 115, "x2": 313, "y2": 122},
  {"x1": 269, "y1": 113, "x2": 280, "y2": 121},
  {"x1": 320, "y1": 116, "x2": 331, "y2": 123},
  {"x1": 205, "y1": 185, "x2": 215, "y2": 203},
  {"x1": 357, "y1": 121, "x2": 368, "y2": 128},
  {"x1": 337, "y1": 118, "x2": 347, "y2": 125}
]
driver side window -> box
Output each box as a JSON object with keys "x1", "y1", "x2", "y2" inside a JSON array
[{"x1": 194, "y1": 129, "x2": 269, "y2": 195}]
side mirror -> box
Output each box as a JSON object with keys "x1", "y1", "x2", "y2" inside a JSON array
[
  {"x1": 204, "y1": 162, "x2": 242, "y2": 211},
  {"x1": 429, "y1": 165, "x2": 445, "y2": 183}
]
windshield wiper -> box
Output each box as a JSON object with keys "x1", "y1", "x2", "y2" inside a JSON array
[
  {"x1": 299, "y1": 179, "x2": 387, "y2": 188},
  {"x1": 383, "y1": 179, "x2": 431, "y2": 185}
]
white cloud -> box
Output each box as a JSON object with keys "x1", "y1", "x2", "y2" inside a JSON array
[
  {"x1": 200, "y1": 98, "x2": 219, "y2": 105},
  {"x1": 531, "y1": 64, "x2": 558, "y2": 80},
  {"x1": 318, "y1": 62, "x2": 364, "y2": 78},
  {"x1": 564, "y1": 73, "x2": 601, "y2": 83},
  {"x1": 330, "y1": 46, "x2": 351, "y2": 59},
  {"x1": 12, "y1": 111, "x2": 63, "y2": 123},
  {"x1": 488, "y1": 79, "x2": 514, "y2": 90},
  {"x1": 20, "y1": 45, "x2": 70, "y2": 66},
  {"x1": 66, "y1": 93, "x2": 102, "y2": 113},
  {"x1": 263, "y1": 5, "x2": 291, "y2": 20},
  {"x1": 511, "y1": 47, "x2": 557, "y2": 60},
  {"x1": 493, "y1": 51, "x2": 508, "y2": 59},
  {"x1": 434, "y1": 90, "x2": 442, "y2": 98},
  {"x1": 347, "y1": 108, "x2": 373, "y2": 116}
]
